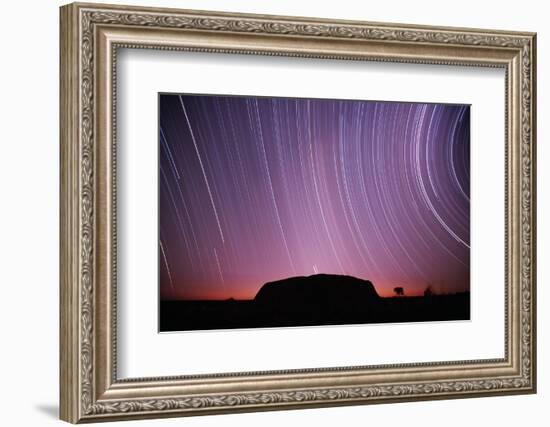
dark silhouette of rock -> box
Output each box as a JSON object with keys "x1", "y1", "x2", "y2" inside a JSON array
[{"x1": 254, "y1": 274, "x2": 380, "y2": 307}]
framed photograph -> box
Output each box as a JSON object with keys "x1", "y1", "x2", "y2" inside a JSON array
[
  {"x1": 60, "y1": 2, "x2": 537, "y2": 423},
  {"x1": 158, "y1": 93, "x2": 472, "y2": 332}
]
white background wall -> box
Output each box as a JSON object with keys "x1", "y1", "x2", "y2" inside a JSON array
[{"x1": 0, "y1": 0, "x2": 545, "y2": 425}]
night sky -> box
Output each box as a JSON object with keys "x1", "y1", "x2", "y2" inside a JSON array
[{"x1": 159, "y1": 94, "x2": 470, "y2": 300}]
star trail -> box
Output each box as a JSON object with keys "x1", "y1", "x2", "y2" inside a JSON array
[{"x1": 159, "y1": 94, "x2": 470, "y2": 300}]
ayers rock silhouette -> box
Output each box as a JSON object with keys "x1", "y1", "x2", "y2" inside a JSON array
[{"x1": 254, "y1": 274, "x2": 380, "y2": 307}]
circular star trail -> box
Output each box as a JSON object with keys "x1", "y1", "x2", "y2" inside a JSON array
[{"x1": 159, "y1": 94, "x2": 470, "y2": 300}]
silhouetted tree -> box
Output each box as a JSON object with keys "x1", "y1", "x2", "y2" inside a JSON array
[
  {"x1": 393, "y1": 287, "x2": 404, "y2": 296},
  {"x1": 424, "y1": 285, "x2": 434, "y2": 297}
]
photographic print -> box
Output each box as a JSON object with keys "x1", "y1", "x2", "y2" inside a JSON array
[{"x1": 159, "y1": 94, "x2": 470, "y2": 332}]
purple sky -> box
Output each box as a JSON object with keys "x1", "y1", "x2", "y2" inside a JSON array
[{"x1": 159, "y1": 94, "x2": 470, "y2": 300}]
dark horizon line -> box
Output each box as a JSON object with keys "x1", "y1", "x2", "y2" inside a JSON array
[{"x1": 162, "y1": 291, "x2": 472, "y2": 303}]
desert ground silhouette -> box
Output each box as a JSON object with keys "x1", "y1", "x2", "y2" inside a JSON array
[{"x1": 160, "y1": 274, "x2": 470, "y2": 332}]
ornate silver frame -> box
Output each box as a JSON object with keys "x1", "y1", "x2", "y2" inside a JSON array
[{"x1": 60, "y1": 2, "x2": 536, "y2": 423}]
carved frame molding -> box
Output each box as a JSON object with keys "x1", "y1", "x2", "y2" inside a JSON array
[{"x1": 60, "y1": 2, "x2": 536, "y2": 423}]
